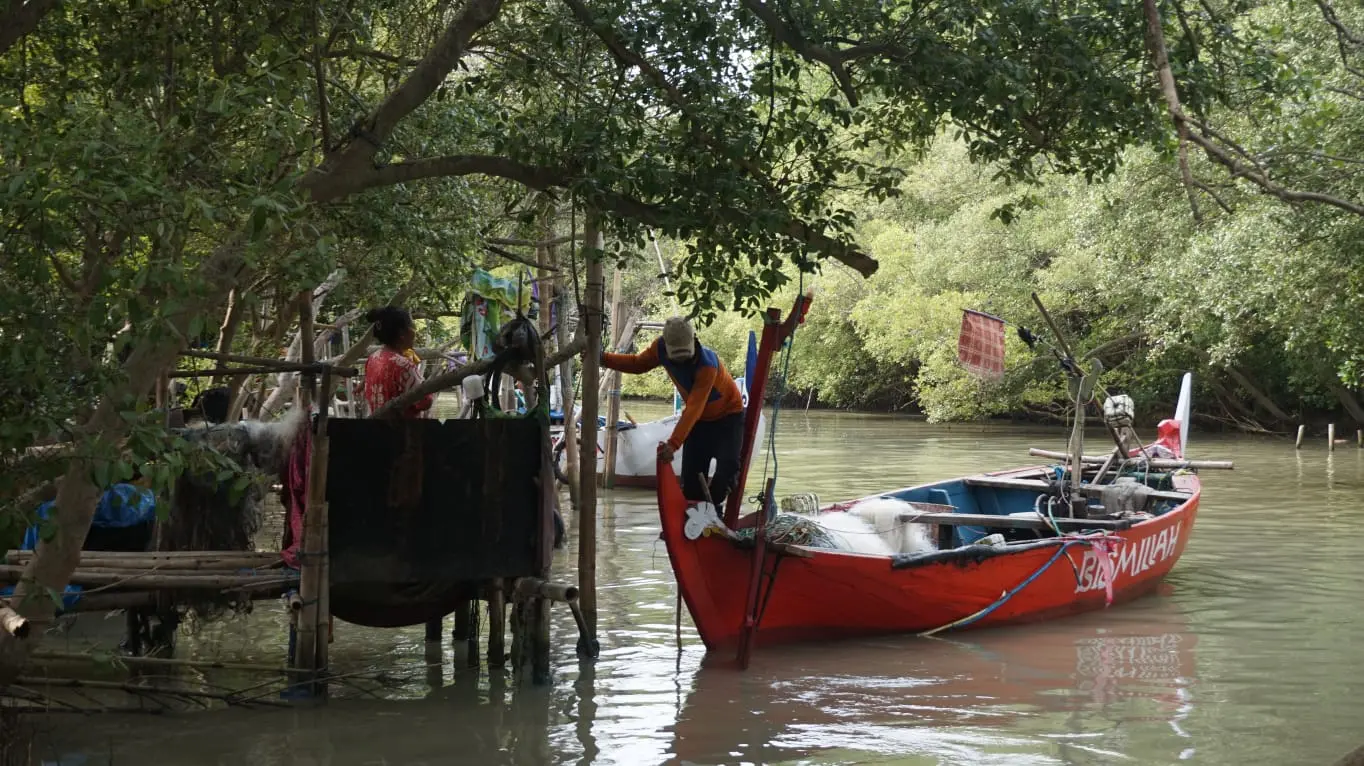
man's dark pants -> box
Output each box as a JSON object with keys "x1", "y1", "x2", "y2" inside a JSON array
[{"x1": 680, "y1": 412, "x2": 745, "y2": 517}]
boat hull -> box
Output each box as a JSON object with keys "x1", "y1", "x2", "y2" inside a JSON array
[{"x1": 657, "y1": 463, "x2": 1200, "y2": 653}]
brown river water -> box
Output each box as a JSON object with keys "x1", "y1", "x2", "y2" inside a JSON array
[{"x1": 23, "y1": 402, "x2": 1364, "y2": 765}]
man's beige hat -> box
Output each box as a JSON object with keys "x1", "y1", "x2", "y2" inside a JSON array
[{"x1": 662, "y1": 316, "x2": 695, "y2": 360}]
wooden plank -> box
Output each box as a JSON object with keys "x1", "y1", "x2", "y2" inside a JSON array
[
  {"x1": 895, "y1": 511, "x2": 1134, "y2": 532},
  {"x1": 963, "y1": 475, "x2": 1193, "y2": 504}
]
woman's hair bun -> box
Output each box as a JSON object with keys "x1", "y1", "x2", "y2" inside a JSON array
[{"x1": 364, "y1": 308, "x2": 382, "y2": 323}]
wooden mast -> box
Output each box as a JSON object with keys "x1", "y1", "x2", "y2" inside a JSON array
[{"x1": 724, "y1": 292, "x2": 812, "y2": 527}]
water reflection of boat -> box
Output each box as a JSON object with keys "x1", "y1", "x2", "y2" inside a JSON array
[{"x1": 666, "y1": 593, "x2": 1198, "y2": 765}]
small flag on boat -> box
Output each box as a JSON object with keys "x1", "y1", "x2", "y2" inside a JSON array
[{"x1": 958, "y1": 309, "x2": 1006, "y2": 380}]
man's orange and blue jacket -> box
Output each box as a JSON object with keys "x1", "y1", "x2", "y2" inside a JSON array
[{"x1": 603, "y1": 337, "x2": 743, "y2": 450}]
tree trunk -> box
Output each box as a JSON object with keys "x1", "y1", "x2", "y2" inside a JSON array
[
  {"x1": 1225, "y1": 365, "x2": 1291, "y2": 423},
  {"x1": 1328, "y1": 381, "x2": 1364, "y2": 425},
  {"x1": 0, "y1": 240, "x2": 248, "y2": 686},
  {"x1": 210, "y1": 288, "x2": 246, "y2": 386},
  {"x1": 549, "y1": 211, "x2": 581, "y2": 510},
  {"x1": 259, "y1": 270, "x2": 344, "y2": 416}
]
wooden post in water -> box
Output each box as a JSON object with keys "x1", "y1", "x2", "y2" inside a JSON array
[
  {"x1": 487, "y1": 580, "x2": 506, "y2": 667},
  {"x1": 293, "y1": 293, "x2": 333, "y2": 695},
  {"x1": 1296, "y1": 425, "x2": 1306, "y2": 449},
  {"x1": 602, "y1": 265, "x2": 625, "y2": 489},
  {"x1": 1357, "y1": 429, "x2": 1362, "y2": 449},
  {"x1": 1329, "y1": 423, "x2": 1336, "y2": 451},
  {"x1": 576, "y1": 213, "x2": 604, "y2": 656}
]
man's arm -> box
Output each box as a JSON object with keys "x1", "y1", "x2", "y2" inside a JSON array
[
  {"x1": 603, "y1": 338, "x2": 662, "y2": 374},
  {"x1": 666, "y1": 365, "x2": 717, "y2": 450}
]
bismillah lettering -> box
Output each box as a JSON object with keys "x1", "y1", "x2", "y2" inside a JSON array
[{"x1": 1074, "y1": 522, "x2": 1183, "y2": 594}]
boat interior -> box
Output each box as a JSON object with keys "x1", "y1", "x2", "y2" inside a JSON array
[{"x1": 884, "y1": 463, "x2": 1193, "y2": 549}]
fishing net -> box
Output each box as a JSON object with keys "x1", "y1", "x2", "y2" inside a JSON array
[
  {"x1": 161, "y1": 424, "x2": 275, "y2": 625},
  {"x1": 732, "y1": 512, "x2": 839, "y2": 550}
]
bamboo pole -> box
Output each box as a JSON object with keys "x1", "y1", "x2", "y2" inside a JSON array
[
  {"x1": 182, "y1": 349, "x2": 350, "y2": 373},
  {"x1": 168, "y1": 364, "x2": 355, "y2": 379},
  {"x1": 488, "y1": 581, "x2": 506, "y2": 667},
  {"x1": 453, "y1": 600, "x2": 472, "y2": 641},
  {"x1": 1296, "y1": 425, "x2": 1307, "y2": 449},
  {"x1": 14, "y1": 676, "x2": 285, "y2": 706},
  {"x1": 55, "y1": 592, "x2": 159, "y2": 613},
  {"x1": 1357, "y1": 429, "x2": 1363, "y2": 449},
  {"x1": 553, "y1": 236, "x2": 581, "y2": 508},
  {"x1": 1027, "y1": 448, "x2": 1234, "y2": 469},
  {"x1": 536, "y1": 237, "x2": 553, "y2": 341},
  {"x1": 4, "y1": 550, "x2": 283, "y2": 565},
  {"x1": 1329, "y1": 423, "x2": 1336, "y2": 451},
  {"x1": 466, "y1": 602, "x2": 480, "y2": 667},
  {"x1": 602, "y1": 266, "x2": 625, "y2": 489},
  {"x1": 0, "y1": 566, "x2": 297, "y2": 589},
  {"x1": 577, "y1": 213, "x2": 604, "y2": 655},
  {"x1": 509, "y1": 599, "x2": 525, "y2": 670},
  {"x1": 31, "y1": 651, "x2": 300, "y2": 675},
  {"x1": 0, "y1": 607, "x2": 30, "y2": 639},
  {"x1": 294, "y1": 349, "x2": 333, "y2": 693},
  {"x1": 512, "y1": 578, "x2": 579, "y2": 603},
  {"x1": 1, "y1": 558, "x2": 283, "y2": 572},
  {"x1": 299, "y1": 291, "x2": 316, "y2": 412},
  {"x1": 0, "y1": 564, "x2": 285, "y2": 578},
  {"x1": 532, "y1": 596, "x2": 551, "y2": 684}
]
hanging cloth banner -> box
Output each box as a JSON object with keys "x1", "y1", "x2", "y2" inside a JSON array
[
  {"x1": 460, "y1": 268, "x2": 536, "y2": 361},
  {"x1": 957, "y1": 309, "x2": 1006, "y2": 380}
]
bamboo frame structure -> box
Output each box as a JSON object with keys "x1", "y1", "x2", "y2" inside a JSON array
[{"x1": 292, "y1": 290, "x2": 335, "y2": 696}]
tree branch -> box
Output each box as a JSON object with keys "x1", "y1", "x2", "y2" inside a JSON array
[
  {"x1": 1316, "y1": 0, "x2": 1364, "y2": 80},
  {"x1": 1141, "y1": 0, "x2": 1203, "y2": 223},
  {"x1": 310, "y1": 0, "x2": 333, "y2": 152},
  {"x1": 559, "y1": 0, "x2": 879, "y2": 276},
  {"x1": 370, "y1": 335, "x2": 587, "y2": 418},
  {"x1": 0, "y1": 0, "x2": 59, "y2": 58},
  {"x1": 324, "y1": 154, "x2": 566, "y2": 200},
  {"x1": 299, "y1": 0, "x2": 504, "y2": 200},
  {"x1": 739, "y1": 0, "x2": 858, "y2": 106},
  {"x1": 1143, "y1": 0, "x2": 1364, "y2": 218},
  {"x1": 487, "y1": 234, "x2": 583, "y2": 248},
  {"x1": 324, "y1": 47, "x2": 422, "y2": 67},
  {"x1": 484, "y1": 243, "x2": 559, "y2": 270},
  {"x1": 1191, "y1": 180, "x2": 1235, "y2": 214}
]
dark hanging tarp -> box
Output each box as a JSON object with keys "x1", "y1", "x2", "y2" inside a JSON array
[{"x1": 324, "y1": 416, "x2": 547, "y2": 627}]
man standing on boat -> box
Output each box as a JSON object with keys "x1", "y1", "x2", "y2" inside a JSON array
[{"x1": 602, "y1": 317, "x2": 746, "y2": 514}]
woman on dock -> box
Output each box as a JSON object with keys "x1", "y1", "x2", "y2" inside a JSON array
[
  {"x1": 361, "y1": 306, "x2": 434, "y2": 418},
  {"x1": 280, "y1": 306, "x2": 432, "y2": 569}
]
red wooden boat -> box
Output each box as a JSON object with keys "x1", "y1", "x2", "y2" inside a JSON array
[{"x1": 657, "y1": 294, "x2": 1216, "y2": 665}]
